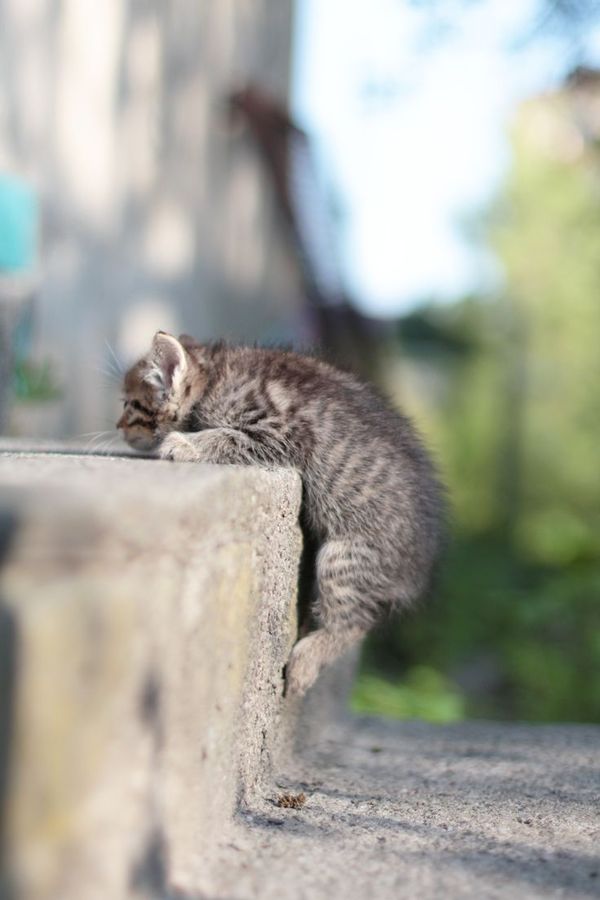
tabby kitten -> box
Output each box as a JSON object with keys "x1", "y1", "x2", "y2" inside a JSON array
[{"x1": 117, "y1": 332, "x2": 444, "y2": 696}]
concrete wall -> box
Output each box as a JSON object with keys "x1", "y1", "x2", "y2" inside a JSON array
[
  {"x1": 0, "y1": 0, "x2": 305, "y2": 438},
  {"x1": 0, "y1": 445, "x2": 304, "y2": 899}
]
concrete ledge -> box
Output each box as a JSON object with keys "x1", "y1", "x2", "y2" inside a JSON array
[
  {"x1": 0, "y1": 445, "x2": 303, "y2": 899},
  {"x1": 2, "y1": 443, "x2": 598, "y2": 900}
]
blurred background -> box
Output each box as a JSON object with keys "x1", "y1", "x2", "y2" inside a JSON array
[{"x1": 0, "y1": 0, "x2": 598, "y2": 724}]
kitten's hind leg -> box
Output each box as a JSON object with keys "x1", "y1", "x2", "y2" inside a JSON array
[
  {"x1": 285, "y1": 624, "x2": 366, "y2": 697},
  {"x1": 285, "y1": 537, "x2": 387, "y2": 697}
]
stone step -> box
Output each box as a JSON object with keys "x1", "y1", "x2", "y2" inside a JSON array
[{"x1": 0, "y1": 444, "x2": 303, "y2": 899}]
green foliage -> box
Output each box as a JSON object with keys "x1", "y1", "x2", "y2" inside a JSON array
[
  {"x1": 13, "y1": 359, "x2": 61, "y2": 402},
  {"x1": 352, "y1": 667, "x2": 466, "y2": 723},
  {"x1": 356, "y1": 91, "x2": 600, "y2": 724}
]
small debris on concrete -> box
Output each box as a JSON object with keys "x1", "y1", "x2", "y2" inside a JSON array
[{"x1": 276, "y1": 792, "x2": 306, "y2": 809}]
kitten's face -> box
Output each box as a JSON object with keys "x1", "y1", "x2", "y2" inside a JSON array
[
  {"x1": 117, "y1": 332, "x2": 198, "y2": 452},
  {"x1": 117, "y1": 361, "x2": 164, "y2": 450}
]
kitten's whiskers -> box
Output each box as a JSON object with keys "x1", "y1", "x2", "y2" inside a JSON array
[
  {"x1": 104, "y1": 339, "x2": 123, "y2": 378},
  {"x1": 80, "y1": 430, "x2": 115, "y2": 454}
]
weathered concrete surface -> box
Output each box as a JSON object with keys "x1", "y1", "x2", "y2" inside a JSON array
[
  {"x1": 0, "y1": 446, "x2": 303, "y2": 900},
  {"x1": 1, "y1": 443, "x2": 598, "y2": 900},
  {"x1": 212, "y1": 718, "x2": 600, "y2": 900}
]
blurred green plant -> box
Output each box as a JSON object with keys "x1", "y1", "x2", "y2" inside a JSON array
[
  {"x1": 352, "y1": 666, "x2": 465, "y2": 723},
  {"x1": 354, "y1": 82, "x2": 600, "y2": 724},
  {"x1": 13, "y1": 359, "x2": 61, "y2": 402}
]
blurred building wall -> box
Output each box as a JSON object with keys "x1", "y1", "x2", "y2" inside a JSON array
[{"x1": 0, "y1": 0, "x2": 304, "y2": 436}]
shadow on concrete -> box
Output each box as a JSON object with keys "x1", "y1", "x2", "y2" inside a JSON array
[
  {"x1": 240, "y1": 714, "x2": 600, "y2": 897},
  {"x1": 242, "y1": 798, "x2": 599, "y2": 896}
]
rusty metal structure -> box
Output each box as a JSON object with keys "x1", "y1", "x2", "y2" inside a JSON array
[{"x1": 230, "y1": 85, "x2": 383, "y2": 374}]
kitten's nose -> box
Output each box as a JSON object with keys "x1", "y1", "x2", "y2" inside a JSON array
[{"x1": 116, "y1": 413, "x2": 126, "y2": 429}]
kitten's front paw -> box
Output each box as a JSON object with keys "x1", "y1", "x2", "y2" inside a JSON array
[
  {"x1": 285, "y1": 633, "x2": 323, "y2": 698},
  {"x1": 159, "y1": 432, "x2": 200, "y2": 462}
]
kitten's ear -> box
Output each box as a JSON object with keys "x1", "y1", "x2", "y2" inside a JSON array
[{"x1": 145, "y1": 331, "x2": 187, "y2": 394}]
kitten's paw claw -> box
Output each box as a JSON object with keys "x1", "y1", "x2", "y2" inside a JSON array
[
  {"x1": 285, "y1": 634, "x2": 323, "y2": 698},
  {"x1": 159, "y1": 433, "x2": 198, "y2": 462}
]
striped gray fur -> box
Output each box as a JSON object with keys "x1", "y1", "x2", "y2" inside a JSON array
[{"x1": 117, "y1": 332, "x2": 445, "y2": 696}]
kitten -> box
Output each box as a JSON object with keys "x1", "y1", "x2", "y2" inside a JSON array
[{"x1": 117, "y1": 331, "x2": 445, "y2": 696}]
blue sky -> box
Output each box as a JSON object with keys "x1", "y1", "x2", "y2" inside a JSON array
[{"x1": 292, "y1": 0, "x2": 600, "y2": 316}]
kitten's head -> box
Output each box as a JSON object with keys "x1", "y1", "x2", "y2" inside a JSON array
[{"x1": 117, "y1": 331, "x2": 202, "y2": 451}]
